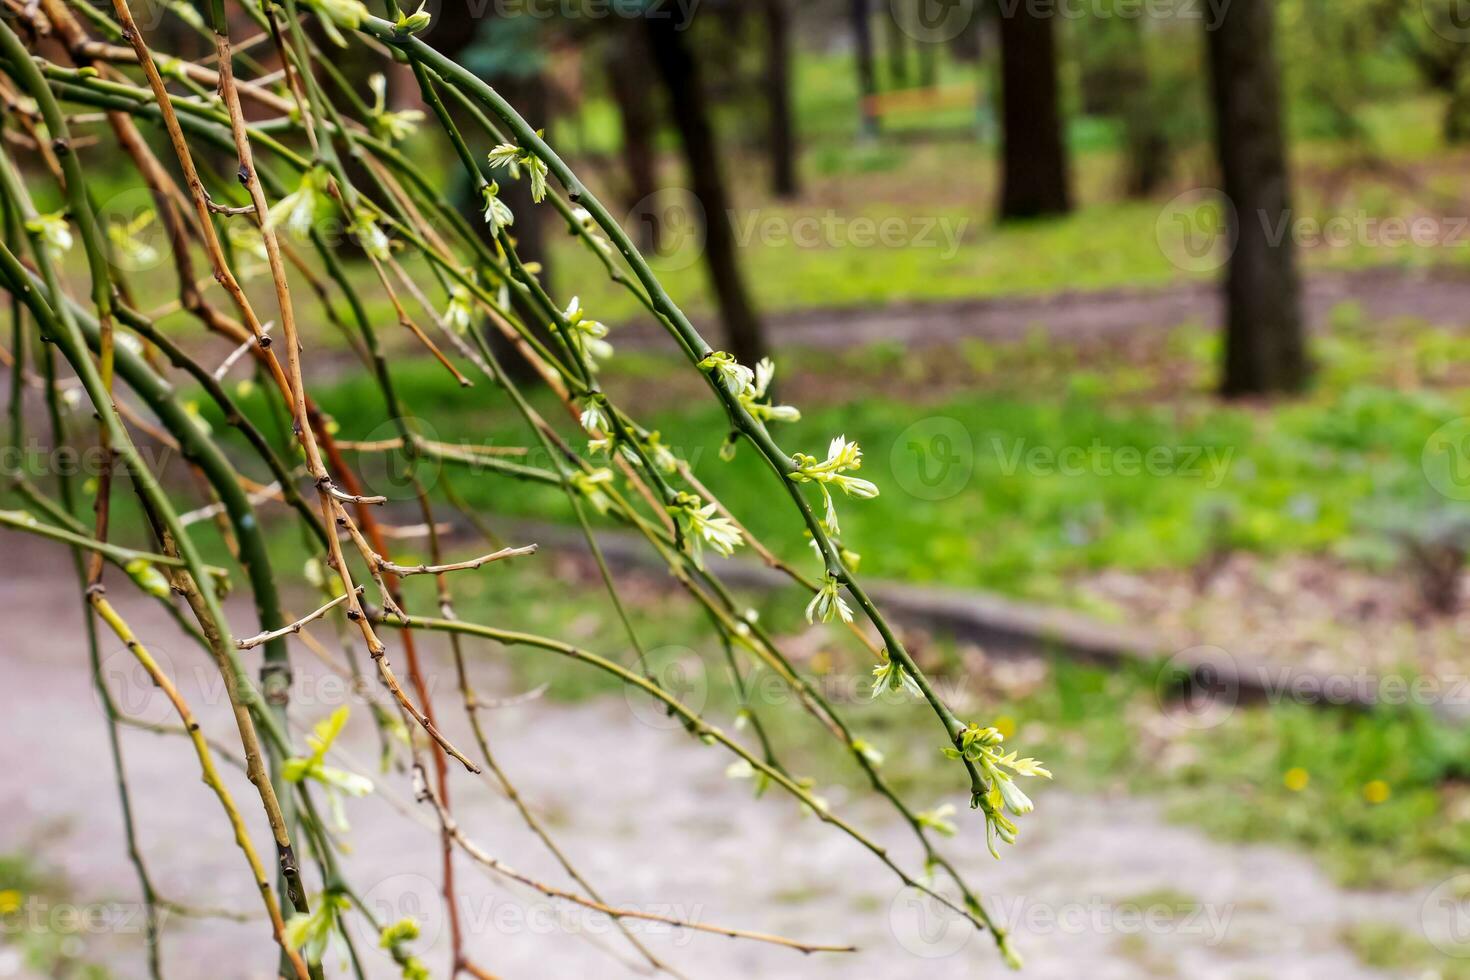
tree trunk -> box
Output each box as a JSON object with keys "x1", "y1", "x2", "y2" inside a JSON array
[
  {"x1": 478, "y1": 73, "x2": 558, "y2": 383},
  {"x1": 430, "y1": 11, "x2": 556, "y2": 383},
  {"x1": 1083, "y1": 15, "x2": 1169, "y2": 197},
  {"x1": 1123, "y1": 105, "x2": 1170, "y2": 197},
  {"x1": 607, "y1": 25, "x2": 662, "y2": 250},
  {"x1": 918, "y1": 32, "x2": 938, "y2": 88},
  {"x1": 996, "y1": 5, "x2": 1070, "y2": 219},
  {"x1": 1207, "y1": 0, "x2": 1308, "y2": 396},
  {"x1": 851, "y1": 0, "x2": 881, "y2": 137},
  {"x1": 646, "y1": 15, "x2": 769, "y2": 367},
  {"x1": 884, "y1": 3, "x2": 910, "y2": 88},
  {"x1": 948, "y1": 14, "x2": 983, "y2": 63},
  {"x1": 1445, "y1": 71, "x2": 1470, "y2": 144},
  {"x1": 763, "y1": 0, "x2": 799, "y2": 197}
]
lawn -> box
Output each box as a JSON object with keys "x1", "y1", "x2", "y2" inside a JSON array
[{"x1": 225, "y1": 311, "x2": 1470, "y2": 611}]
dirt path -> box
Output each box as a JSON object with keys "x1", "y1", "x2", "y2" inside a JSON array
[
  {"x1": 620, "y1": 266, "x2": 1470, "y2": 353},
  {"x1": 1, "y1": 536, "x2": 1452, "y2": 978}
]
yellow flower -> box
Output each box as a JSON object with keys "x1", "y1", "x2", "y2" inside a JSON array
[
  {"x1": 0, "y1": 889, "x2": 22, "y2": 914},
  {"x1": 1283, "y1": 767, "x2": 1309, "y2": 792},
  {"x1": 1363, "y1": 780, "x2": 1390, "y2": 804}
]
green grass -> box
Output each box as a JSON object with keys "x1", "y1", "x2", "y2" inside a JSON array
[
  {"x1": 1341, "y1": 921, "x2": 1470, "y2": 978},
  {"x1": 0, "y1": 851, "x2": 112, "y2": 979},
  {"x1": 239, "y1": 315, "x2": 1470, "y2": 610}
]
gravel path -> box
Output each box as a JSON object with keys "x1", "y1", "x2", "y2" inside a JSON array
[
  {"x1": 0, "y1": 536, "x2": 1451, "y2": 978},
  {"x1": 619, "y1": 266, "x2": 1470, "y2": 353}
]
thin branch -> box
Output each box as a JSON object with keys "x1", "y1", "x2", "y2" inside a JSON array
[
  {"x1": 376, "y1": 543, "x2": 537, "y2": 577},
  {"x1": 237, "y1": 587, "x2": 364, "y2": 650}
]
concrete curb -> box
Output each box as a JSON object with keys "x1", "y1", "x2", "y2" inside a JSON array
[{"x1": 491, "y1": 519, "x2": 1461, "y2": 720}]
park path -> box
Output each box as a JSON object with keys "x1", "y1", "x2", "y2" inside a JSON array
[
  {"x1": 0, "y1": 533, "x2": 1449, "y2": 978},
  {"x1": 621, "y1": 265, "x2": 1470, "y2": 352}
]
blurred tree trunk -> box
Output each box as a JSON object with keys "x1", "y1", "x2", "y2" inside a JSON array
[
  {"x1": 1080, "y1": 15, "x2": 1169, "y2": 196},
  {"x1": 996, "y1": 5, "x2": 1070, "y2": 218},
  {"x1": 948, "y1": 15, "x2": 983, "y2": 63},
  {"x1": 1207, "y1": 0, "x2": 1308, "y2": 396},
  {"x1": 917, "y1": 34, "x2": 938, "y2": 88},
  {"x1": 763, "y1": 0, "x2": 800, "y2": 197},
  {"x1": 1123, "y1": 103, "x2": 1170, "y2": 196},
  {"x1": 1445, "y1": 70, "x2": 1470, "y2": 143},
  {"x1": 646, "y1": 15, "x2": 769, "y2": 366},
  {"x1": 1383, "y1": 9, "x2": 1470, "y2": 145},
  {"x1": 431, "y1": 11, "x2": 555, "y2": 382},
  {"x1": 607, "y1": 25, "x2": 662, "y2": 251},
  {"x1": 851, "y1": 0, "x2": 881, "y2": 137},
  {"x1": 884, "y1": 4, "x2": 910, "y2": 87}
]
